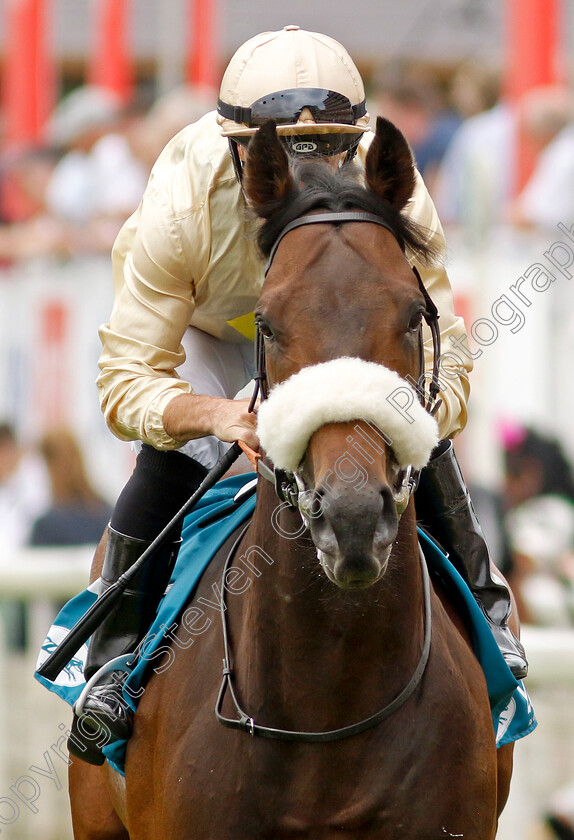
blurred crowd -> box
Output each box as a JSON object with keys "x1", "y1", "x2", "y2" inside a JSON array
[
  {"x1": 371, "y1": 61, "x2": 574, "y2": 233},
  {"x1": 0, "y1": 83, "x2": 216, "y2": 263},
  {"x1": 1, "y1": 62, "x2": 574, "y2": 838},
  {"x1": 1, "y1": 62, "x2": 573, "y2": 265}
]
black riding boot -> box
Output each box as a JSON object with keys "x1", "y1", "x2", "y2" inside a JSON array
[
  {"x1": 73, "y1": 526, "x2": 181, "y2": 750},
  {"x1": 68, "y1": 446, "x2": 209, "y2": 763},
  {"x1": 415, "y1": 439, "x2": 528, "y2": 680}
]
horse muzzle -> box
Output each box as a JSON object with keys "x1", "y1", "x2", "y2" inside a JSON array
[{"x1": 300, "y1": 482, "x2": 398, "y2": 590}]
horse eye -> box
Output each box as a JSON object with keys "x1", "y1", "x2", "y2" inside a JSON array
[
  {"x1": 256, "y1": 317, "x2": 275, "y2": 340},
  {"x1": 408, "y1": 310, "x2": 424, "y2": 333}
]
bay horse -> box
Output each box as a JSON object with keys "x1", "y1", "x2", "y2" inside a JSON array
[{"x1": 69, "y1": 118, "x2": 515, "y2": 839}]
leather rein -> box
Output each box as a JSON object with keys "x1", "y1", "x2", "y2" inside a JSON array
[
  {"x1": 216, "y1": 210, "x2": 439, "y2": 742},
  {"x1": 216, "y1": 525, "x2": 432, "y2": 742}
]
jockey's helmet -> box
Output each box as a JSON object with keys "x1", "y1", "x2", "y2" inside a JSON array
[{"x1": 217, "y1": 26, "x2": 369, "y2": 163}]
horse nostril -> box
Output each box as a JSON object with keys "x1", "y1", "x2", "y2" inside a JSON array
[
  {"x1": 380, "y1": 485, "x2": 395, "y2": 509},
  {"x1": 298, "y1": 488, "x2": 326, "y2": 524},
  {"x1": 374, "y1": 485, "x2": 399, "y2": 544}
]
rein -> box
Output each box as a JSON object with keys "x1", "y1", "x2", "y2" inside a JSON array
[{"x1": 215, "y1": 525, "x2": 432, "y2": 742}]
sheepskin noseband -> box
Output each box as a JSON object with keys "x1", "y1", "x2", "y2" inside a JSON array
[{"x1": 256, "y1": 357, "x2": 439, "y2": 473}]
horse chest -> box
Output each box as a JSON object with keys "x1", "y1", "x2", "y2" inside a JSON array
[
  {"x1": 127, "y1": 557, "x2": 497, "y2": 840},
  {"x1": 144, "y1": 704, "x2": 496, "y2": 840}
]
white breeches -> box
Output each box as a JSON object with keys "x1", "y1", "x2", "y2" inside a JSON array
[
  {"x1": 133, "y1": 326, "x2": 255, "y2": 470},
  {"x1": 177, "y1": 326, "x2": 255, "y2": 469}
]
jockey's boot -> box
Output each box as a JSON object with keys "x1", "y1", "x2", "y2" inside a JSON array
[
  {"x1": 415, "y1": 439, "x2": 528, "y2": 680},
  {"x1": 68, "y1": 446, "x2": 208, "y2": 763},
  {"x1": 69, "y1": 526, "x2": 181, "y2": 759}
]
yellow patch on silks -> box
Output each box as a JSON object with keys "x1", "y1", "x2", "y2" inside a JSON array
[{"x1": 227, "y1": 312, "x2": 256, "y2": 341}]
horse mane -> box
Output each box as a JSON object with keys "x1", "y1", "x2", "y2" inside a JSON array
[{"x1": 253, "y1": 160, "x2": 442, "y2": 265}]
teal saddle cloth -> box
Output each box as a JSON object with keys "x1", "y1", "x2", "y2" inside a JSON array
[{"x1": 35, "y1": 473, "x2": 536, "y2": 775}]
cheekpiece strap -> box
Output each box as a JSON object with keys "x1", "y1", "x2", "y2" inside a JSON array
[{"x1": 412, "y1": 266, "x2": 442, "y2": 415}]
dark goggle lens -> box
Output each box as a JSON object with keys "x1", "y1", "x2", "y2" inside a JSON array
[
  {"x1": 249, "y1": 89, "x2": 356, "y2": 126},
  {"x1": 218, "y1": 88, "x2": 366, "y2": 128}
]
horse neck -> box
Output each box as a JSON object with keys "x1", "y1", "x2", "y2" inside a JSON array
[{"x1": 231, "y1": 480, "x2": 425, "y2": 710}]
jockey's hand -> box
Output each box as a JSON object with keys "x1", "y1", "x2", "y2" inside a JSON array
[
  {"x1": 210, "y1": 397, "x2": 260, "y2": 451},
  {"x1": 163, "y1": 393, "x2": 260, "y2": 452}
]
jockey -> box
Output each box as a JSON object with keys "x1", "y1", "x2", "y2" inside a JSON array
[{"x1": 75, "y1": 25, "x2": 527, "y2": 762}]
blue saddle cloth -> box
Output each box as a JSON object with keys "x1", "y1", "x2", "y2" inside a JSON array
[{"x1": 35, "y1": 473, "x2": 536, "y2": 774}]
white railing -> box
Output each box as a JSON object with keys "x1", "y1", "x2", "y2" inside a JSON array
[
  {"x1": 0, "y1": 548, "x2": 95, "y2": 840},
  {"x1": 2, "y1": 549, "x2": 572, "y2": 678},
  {"x1": 0, "y1": 547, "x2": 94, "y2": 669},
  {"x1": 0, "y1": 547, "x2": 93, "y2": 599},
  {"x1": 519, "y1": 624, "x2": 574, "y2": 688}
]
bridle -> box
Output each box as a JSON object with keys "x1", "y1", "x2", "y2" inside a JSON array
[
  {"x1": 214, "y1": 210, "x2": 439, "y2": 742},
  {"x1": 251, "y1": 210, "x2": 441, "y2": 411},
  {"x1": 249, "y1": 210, "x2": 442, "y2": 509}
]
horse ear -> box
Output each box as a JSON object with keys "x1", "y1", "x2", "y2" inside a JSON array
[
  {"x1": 243, "y1": 120, "x2": 294, "y2": 218},
  {"x1": 365, "y1": 116, "x2": 417, "y2": 211}
]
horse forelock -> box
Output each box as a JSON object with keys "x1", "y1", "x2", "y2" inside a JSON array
[{"x1": 254, "y1": 160, "x2": 438, "y2": 266}]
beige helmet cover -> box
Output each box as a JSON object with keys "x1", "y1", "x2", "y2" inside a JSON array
[{"x1": 217, "y1": 25, "x2": 370, "y2": 138}]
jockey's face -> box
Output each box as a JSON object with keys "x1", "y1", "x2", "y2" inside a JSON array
[
  {"x1": 236, "y1": 140, "x2": 345, "y2": 170},
  {"x1": 237, "y1": 111, "x2": 347, "y2": 170}
]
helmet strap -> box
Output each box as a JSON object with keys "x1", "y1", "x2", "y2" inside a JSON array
[
  {"x1": 345, "y1": 145, "x2": 358, "y2": 164},
  {"x1": 228, "y1": 138, "x2": 244, "y2": 184}
]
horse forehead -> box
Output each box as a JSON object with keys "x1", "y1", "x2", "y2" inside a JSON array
[{"x1": 266, "y1": 222, "x2": 415, "y2": 298}]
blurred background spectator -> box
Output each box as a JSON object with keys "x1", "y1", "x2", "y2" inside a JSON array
[
  {"x1": 0, "y1": 421, "x2": 50, "y2": 554},
  {"x1": 430, "y1": 63, "x2": 511, "y2": 229},
  {"x1": 42, "y1": 85, "x2": 149, "y2": 252},
  {"x1": 545, "y1": 779, "x2": 574, "y2": 840},
  {"x1": 433, "y1": 80, "x2": 574, "y2": 237},
  {"x1": 0, "y1": 425, "x2": 111, "y2": 650},
  {"x1": 482, "y1": 421, "x2": 574, "y2": 839},
  {"x1": 371, "y1": 64, "x2": 461, "y2": 196},
  {"x1": 509, "y1": 86, "x2": 574, "y2": 229},
  {"x1": 29, "y1": 426, "x2": 112, "y2": 547},
  {"x1": 0, "y1": 421, "x2": 50, "y2": 649},
  {"x1": 501, "y1": 423, "x2": 574, "y2": 628}
]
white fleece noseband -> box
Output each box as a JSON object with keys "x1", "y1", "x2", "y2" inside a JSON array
[{"x1": 256, "y1": 357, "x2": 439, "y2": 473}]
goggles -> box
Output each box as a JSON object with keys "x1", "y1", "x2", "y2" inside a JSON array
[{"x1": 218, "y1": 88, "x2": 367, "y2": 128}]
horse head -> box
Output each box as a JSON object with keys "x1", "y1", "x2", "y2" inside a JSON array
[{"x1": 244, "y1": 118, "x2": 440, "y2": 589}]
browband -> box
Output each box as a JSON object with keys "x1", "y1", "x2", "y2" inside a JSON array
[{"x1": 264, "y1": 211, "x2": 397, "y2": 275}]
